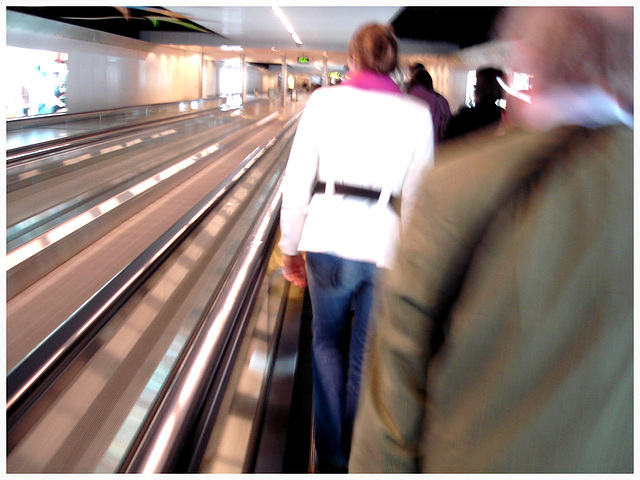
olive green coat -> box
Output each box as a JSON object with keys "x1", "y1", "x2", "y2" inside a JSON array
[{"x1": 349, "y1": 125, "x2": 633, "y2": 473}]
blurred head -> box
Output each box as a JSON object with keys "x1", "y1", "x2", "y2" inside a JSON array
[
  {"x1": 495, "y1": 7, "x2": 633, "y2": 107},
  {"x1": 348, "y1": 23, "x2": 398, "y2": 75},
  {"x1": 409, "y1": 62, "x2": 425, "y2": 76},
  {"x1": 475, "y1": 67, "x2": 506, "y2": 104},
  {"x1": 411, "y1": 69, "x2": 435, "y2": 92}
]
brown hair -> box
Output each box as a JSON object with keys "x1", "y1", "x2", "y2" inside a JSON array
[{"x1": 348, "y1": 23, "x2": 398, "y2": 75}]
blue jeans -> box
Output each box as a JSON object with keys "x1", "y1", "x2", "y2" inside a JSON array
[{"x1": 306, "y1": 252, "x2": 378, "y2": 470}]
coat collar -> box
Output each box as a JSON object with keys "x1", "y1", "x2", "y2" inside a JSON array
[{"x1": 343, "y1": 69, "x2": 401, "y2": 95}]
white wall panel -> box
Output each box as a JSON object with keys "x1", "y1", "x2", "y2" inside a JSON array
[
  {"x1": 202, "y1": 60, "x2": 219, "y2": 99},
  {"x1": 246, "y1": 67, "x2": 265, "y2": 94},
  {"x1": 443, "y1": 69, "x2": 471, "y2": 115}
]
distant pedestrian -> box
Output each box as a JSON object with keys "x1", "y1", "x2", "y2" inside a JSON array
[
  {"x1": 444, "y1": 67, "x2": 506, "y2": 140},
  {"x1": 407, "y1": 67, "x2": 452, "y2": 143}
]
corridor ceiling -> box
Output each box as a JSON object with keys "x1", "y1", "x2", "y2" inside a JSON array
[{"x1": 7, "y1": 5, "x2": 504, "y2": 52}]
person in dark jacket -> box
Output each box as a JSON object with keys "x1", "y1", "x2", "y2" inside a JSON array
[
  {"x1": 444, "y1": 67, "x2": 506, "y2": 140},
  {"x1": 407, "y1": 68, "x2": 452, "y2": 144}
]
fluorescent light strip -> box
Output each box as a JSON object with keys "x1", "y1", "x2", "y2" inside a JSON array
[{"x1": 271, "y1": 6, "x2": 303, "y2": 45}]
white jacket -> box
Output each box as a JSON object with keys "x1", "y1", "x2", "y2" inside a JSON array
[{"x1": 279, "y1": 85, "x2": 434, "y2": 268}]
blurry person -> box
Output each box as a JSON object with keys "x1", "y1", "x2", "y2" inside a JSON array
[
  {"x1": 407, "y1": 67, "x2": 452, "y2": 144},
  {"x1": 444, "y1": 66, "x2": 506, "y2": 140},
  {"x1": 279, "y1": 23, "x2": 434, "y2": 473},
  {"x1": 350, "y1": 6, "x2": 632, "y2": 473},
  {"x1": 21, "y1": 86, "x2": 30, "y2": 116},
  {"x1": 408, "y1": 62, "x2": 425, "y2": 76},
  {"x1": 405, "y1": 61, "x2": 425, "y2": 89}
]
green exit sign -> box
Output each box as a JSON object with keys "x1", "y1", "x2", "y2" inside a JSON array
[{"x1": 298, "y1": 56, "x2": 309, "y2": 64}]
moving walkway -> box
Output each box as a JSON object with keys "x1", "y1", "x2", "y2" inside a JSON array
[{"x1": 6, "y1": 96, "x2": 313, "y2": 473}]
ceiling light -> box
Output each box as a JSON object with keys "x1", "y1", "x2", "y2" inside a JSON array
[{"x1": 271, "y1": 6, "x2": 303, "y2": 45}]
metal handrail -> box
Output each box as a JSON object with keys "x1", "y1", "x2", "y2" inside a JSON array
[
  {"x1": 6, "y1": 98, "x2": 223, "y2": 131},
  {"x1": 6, "y1": 100, "x2": 241, "y2": 165},
  {"x1": 6, "y1": 112, "x2": 302, "y2": 424},
  {"x1": 124, "y1": 180, "x2": 284, "y2": 473}
]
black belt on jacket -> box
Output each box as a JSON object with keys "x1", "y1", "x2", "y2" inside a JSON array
[{"x1": 312, "y1": 181, "x2": 401, "y2": 214}]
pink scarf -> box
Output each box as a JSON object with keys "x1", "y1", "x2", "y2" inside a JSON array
[{"x1": 343, "y1": 69, "x2": 401, "y2": 94}]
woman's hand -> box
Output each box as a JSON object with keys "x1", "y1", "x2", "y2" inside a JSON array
[{"x1": 282, "y1": 254, "x2": 307, "y2": 288}]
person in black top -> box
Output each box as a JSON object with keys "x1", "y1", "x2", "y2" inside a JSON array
[{"x1": 444, "y1": 67, "x2": 506, "y2": 140}]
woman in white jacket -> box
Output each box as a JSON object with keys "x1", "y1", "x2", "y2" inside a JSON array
[{"x1": 279, "y1": 23, "x2": 434, "y2": 473}]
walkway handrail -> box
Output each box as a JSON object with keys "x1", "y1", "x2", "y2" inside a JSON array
[
  {"x1": 6, "y1": 99, "x2": 240, "y2": 165},
  {"x1": 124, "y1": 178, "x2": 284, "y2": 473},
  {"x1": 6, "y1": 112, "x2": 302, "y2": 425},
  {"x1": 6, "y1": 98, "x2": 223, "y2": 131}
]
